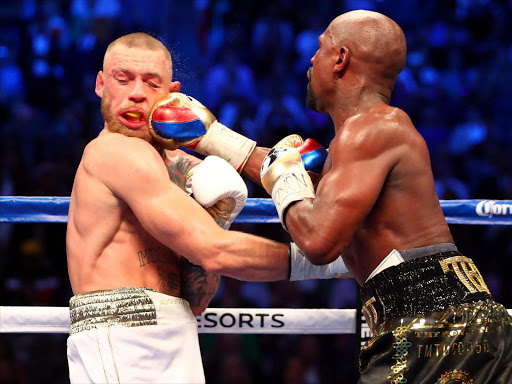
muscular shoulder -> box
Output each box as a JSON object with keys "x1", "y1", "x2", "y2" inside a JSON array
[
  {"x1": 83, "y1": 132, "x2": 165, "y2": 186},
  {"x1": 334, "y1": 106, "x2": 417, "y2": 155}
]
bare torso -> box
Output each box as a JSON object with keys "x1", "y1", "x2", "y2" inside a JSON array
[
  {"x1": 67, "y1": 131, "x2": 182, "y2": 295},
  {"x1": 242, "y1": 103, "x2": 458, "y2": 285},
  {"x1": 320, "y1": 105, "x2": 453, "y2": 283}
]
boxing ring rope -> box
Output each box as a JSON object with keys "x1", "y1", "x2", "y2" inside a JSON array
[
  {"x1": 0, "y1": 307, "x2": 356, "y2": 334},
  {"x1": 1, "y1": 196, "x2": 511, "y2": 335},
  {"x1": 1, "y1": 196, "x2": 512, "y2": 224}
]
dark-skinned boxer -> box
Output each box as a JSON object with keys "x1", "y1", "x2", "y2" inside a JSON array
[{"x1": 149, "y1": 11, "x2": 512, "y2": 383}]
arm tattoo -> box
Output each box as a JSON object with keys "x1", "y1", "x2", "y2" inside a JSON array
[
  {"x1": 166, "y1": 157, "x2": 196, "y2": 192},
  {"x1": 180, "y1": 258, "x2": 220, "y2": 307},
  {"x1": 157, "y1": 267, "x2": 180, "y2": 296}
]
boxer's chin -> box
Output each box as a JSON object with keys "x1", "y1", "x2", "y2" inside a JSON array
[
  {"x1": 107, "y1": 120, "x2": 152, "y2": 143},
  {"x1": 101, "y1": 98, "x2": 152, "y2": 143},
  {"x1": 306, "y1": 82, "x2": 319, "y2": 112}
]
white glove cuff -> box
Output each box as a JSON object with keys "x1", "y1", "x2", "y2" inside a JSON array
[
  {"x1": 289, "y1": 243, "x2": 351, "y2": 281},
  {"x1": 271, "y1": 167, "x2": 315, "y2": 230},
  {"x1": 195, "y1": 121, "x2": 257, "y2": 173},
  {"x1": 191, "y1": 156, "x2": 248, "y2": 229}
]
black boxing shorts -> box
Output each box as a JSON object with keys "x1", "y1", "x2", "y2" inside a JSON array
[{"x1": 358, "y1": 245, "x2": 512, "y2": 384}]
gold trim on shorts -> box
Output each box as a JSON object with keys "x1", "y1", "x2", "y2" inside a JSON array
[
  {"x1": 69, "y1": 287, "x2": 157, "y2": 335},
  {"x1": 439, "y1": 256, "x2": 490, "y2": 295}
]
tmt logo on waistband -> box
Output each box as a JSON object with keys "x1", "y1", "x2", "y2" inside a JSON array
[
  {"x1": 476, "y1": 200, "x2": 512, "y2": 218},
  {"x1": 439, "y1": 256, "x2": 490, "y2": 295}
]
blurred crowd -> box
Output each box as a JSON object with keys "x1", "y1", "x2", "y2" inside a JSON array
[{"x1": 1, "y1": 0, "x2": 511, "y2": 383}]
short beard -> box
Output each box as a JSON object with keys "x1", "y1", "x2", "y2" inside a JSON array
[
  {"x1": 101, "y1": 96, "x2": 152, "y2": 143},
  {"x1": 306, "y1": 81, "x2": 319, "y2": 112}
]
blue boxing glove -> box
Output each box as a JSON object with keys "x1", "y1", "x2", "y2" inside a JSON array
[
  {"x1": 149, "y1": 93, "x2": 256, "y2": 173},
  {"x1": 269, "y1": 134, "x2": 327, "y2": 176},
  {"x1": 261, "y1": 134, "x2": 327, "y2": 229},
  {"x1": 296, "y1": 137, "x2": 328, "y2": 178}
]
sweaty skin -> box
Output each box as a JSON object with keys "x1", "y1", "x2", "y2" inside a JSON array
[
  {"x1": 244, "y1": 11, "x2": 453, "y2": 285},
  {"x1": 67, "y1": 39, "x2": 288, "y2": 316}
]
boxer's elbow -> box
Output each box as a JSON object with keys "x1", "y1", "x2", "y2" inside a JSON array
[
  {"x1": 296, "y1": 236, "x2": 346, "y2": 265},
  {"x1": 190, "y1": 305, "x2": 208, "y2": 317},
  {"x1": 300, "y1": 248, "x2": 337, "y2": 266}
]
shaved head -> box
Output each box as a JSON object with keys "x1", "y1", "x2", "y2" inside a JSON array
[
  {"x1": 104, "y1": 33, "x2": 173, "y2": 78},
  {"x1": 327, "y1": 10, "x2": 406, "y2": 82},
  {"x1": 306, "y1": 10, "x2": 407, "y2": 113},
  {"x1": 96, "y1": 32, "x2": 180, "y2": 142}
]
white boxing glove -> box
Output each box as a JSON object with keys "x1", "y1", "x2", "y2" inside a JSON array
[
  {"x1": 187, "y1": 156, "x2": 248, "y2": 229},
  {"x1": 289, "y1": 243, "x2": 351, "y2": 281}
]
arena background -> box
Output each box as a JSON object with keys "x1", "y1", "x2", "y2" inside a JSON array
[{"x1": 1, "y1": 0, "x2": 511, "y2": 383}]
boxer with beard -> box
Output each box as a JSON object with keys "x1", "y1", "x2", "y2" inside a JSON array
[{"x1": 66, "y1": 32, "x2": 349, "y2": 384}]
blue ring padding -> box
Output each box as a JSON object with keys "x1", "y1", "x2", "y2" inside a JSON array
[
  {"x1": 442, "y1": 199, "x2": 512, "y2": 225},
  {"x1": 0, "y1": 197, "x2": 512, "y2": 225},
  {"x1": 0, "y1": 196, "x2": 70, "y2": 223},
  {"x1": 151, "y1": 120, "x2": 207, "y2": 142}
]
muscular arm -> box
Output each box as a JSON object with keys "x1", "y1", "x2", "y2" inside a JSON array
[
  {"x1": 100, "y1": 138, "x2": 289, "y2": 281},
  {"x1": 285, "y1": 121, "x2": 397, "y2": 265}
]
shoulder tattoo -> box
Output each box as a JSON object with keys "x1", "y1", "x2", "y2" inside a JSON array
[{"x1": 166, "y1": 157, "x2": 195, "y2": 192}]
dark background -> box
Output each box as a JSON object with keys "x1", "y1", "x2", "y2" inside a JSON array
[{"x1": 1, "y1": 0, "x2": 511, "y2": 383}]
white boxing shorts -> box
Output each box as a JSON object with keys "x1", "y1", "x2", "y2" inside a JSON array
[{"x1": 67, "y1": 287, "x2": 204, "y2": 384}]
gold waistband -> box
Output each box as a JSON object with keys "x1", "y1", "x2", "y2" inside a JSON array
[{"x1": 69, "y1": 287, "x2": 158, "y2": 335}]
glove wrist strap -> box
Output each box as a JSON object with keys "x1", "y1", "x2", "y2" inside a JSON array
[
  {"x1": 195, "y1": 122, "x2": 257, "y2": 173},
  {"x1": 271, "y1": 167, "x2": 315, "y2": 230}
]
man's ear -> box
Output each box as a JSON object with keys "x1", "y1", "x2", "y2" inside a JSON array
[
  {"x1": 169, "y1": 81, "x2": 181, "y2": 93},
  {"x1": 333, "y1": 46, "x2": 349, "y2": 75},
  {"x1": 95, "y1": 71, "x2": 104, "y2": 98}
]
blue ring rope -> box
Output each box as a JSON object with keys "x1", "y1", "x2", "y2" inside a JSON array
[{"x1": 0, "y1": 197, "x2": 511, "y2": 225}]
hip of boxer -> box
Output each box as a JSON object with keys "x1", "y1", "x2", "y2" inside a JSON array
[
  {"x1": 69, "y1": 286, "x2": 196, "y2": 335},
  {"x1": 360, "y1": 243, "x2": 493, "y2": 335},
  {"x1": 358, "y1": 245, "x2": 512, "y2": 383},
  {"x1": 67, "y1": 287, "x2": 204, "y2": 384}
]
